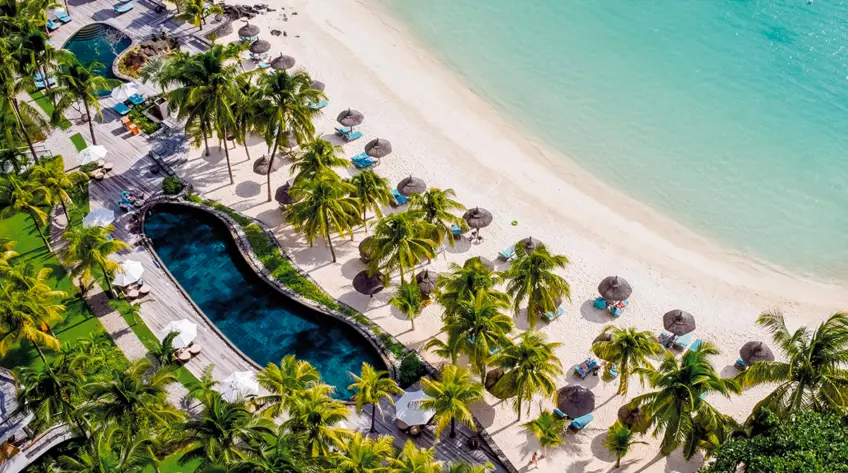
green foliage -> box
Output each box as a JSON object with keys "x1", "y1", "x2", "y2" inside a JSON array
[
  {"x1": 128, "y1": 105, "x2": 161, "y2": 135},
  {"x1": 398, "y1": 354, "x2": 427, "y2": 388},
  {"x1": 162, "y1": 177, "x2": 184, "y2": 195},
  {"x1": 522, "y1": 411, "x2": 566, "y2": 454}
]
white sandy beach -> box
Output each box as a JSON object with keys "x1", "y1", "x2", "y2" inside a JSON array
[{"x1": 165, "y1": 0, "x2": 848, "y2": 471}]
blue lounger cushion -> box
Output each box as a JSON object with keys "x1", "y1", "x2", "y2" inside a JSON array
[
  {"x1": 687, "y1": 339, "x2": 703, "y2": 352},
  {"x1": 114, "y1": 103, "x2": 131, "y2": 116},
  {"x1": 343, "y1": 130, "x2": 362, "y2": 142},
  {"x1": 498, "y1": 246, "x2": 515, "y2": 260},
  {"x1": 46, "y1": 19, "x2": 59, "y2": 30},
  {"x1": 451, "y1": 223, "x2": 462, "y2": 236},
  {"x1": 128, "y1": 94, "x2": 144, "y2": 105},
  {"x1": 308, "y1": 99, "x2": 328, "y2": 110},
  {"x1": 543, "y1": 306, "x2": 564, "y2": 322},
  {"x1": 335, "y1": 126, "x2": 352, "y2": 136},
  {"x1": 570, "y1": 414, "x2": 593, "y2": 430},
  {"x1": 55, "y1": 11, "x2": 71, "y2": 23},
  {"x1": 593, "y1": 297, "x2": 607, "y2": 309},
  {"x1": 258, "y1": 61, "x2": 270, "y2": 69},
  {"x1": 673, "y1": 333, "x2": 692, "y2": 349},
  {"x1": 552, "y1": 408, "x2": 567, "y2": 420},
  {"x1": 34, "y1": 78, "x2": 56, "y2": 89},
  {"x1": 575, "y1": 358, "x2": 599, "y2": 378},
  {"x1": 735, "y1": 358, "x2": 747, "y2": 370},
  {"x1": 392, "y1": 188, "x2": 408, "y2": 206},
  {"x1": 114, "y1": 3, "x2": 133, "y2": 13},
  {"x1": 608, "y1": 366, "x2": 619, "y2": 378}
]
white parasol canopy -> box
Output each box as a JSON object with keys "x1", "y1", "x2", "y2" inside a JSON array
[
  {"x1": 82, "y1": 208, "x2": 115, "y2": 228},
  {"x1": 112, "y1": 82, "x2": 139, "y2": 101},
  {"x1": 395, "y1": 390, "x2": 435, "y2": 426},
  {"x1": 220, "y1": 371, "x2": 260, "y2": 402},
  {"x1": 78, "y1": 145, "x2": 108, "y2": 166},
  {"x1": 112, "y1": 260, "x2": 144, "y2": 287},
  {"x1": 162, "y1": 319, "x2": 197, "y2": 349}
]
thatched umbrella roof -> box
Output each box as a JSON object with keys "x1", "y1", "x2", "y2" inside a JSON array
[
  {"x1": 463, "y1": 207, "x2": 493, "y2": 229},
  {"x1": 484, "y1": 368, "x2": 504, "y2": 391},
  {"x1": 617, "y1": 405, "x2": 644, "y2": 426},
  {"x1": 353, "y1": 270, "x2": 384, "y2": 297},
  {"x1": 365, "y1": 138, "x2": 392, "y2": 158},
  {"x1": 397, "y1": 175, "x2": 427, "y2": 196},
  {"x1": 249, "y1": 40, "x2": 271, "y2": 54},
  {"x1": 311, "y1": 80, "x2": 325, "y2": 92},
  {"x1": 415, "y1": 269, "x2": 438, "y2": 296},
  {"x1": 598, "y1": 276, "x2": 632, "y2": 302},
  {"x1": 274, "y1": 184, "x2": 293, "y2": 205},
  {"x1": 253, "y1": 156, "x2": 283, "y2": 175},
  {"x1": 270, "y1": 54, "x2": 295, "y2": 70},
  {"x1": 238, "y1": 23, "x2": 259, "y2": 37},
  {"x1": 663, "y1": 310, "x2": 696, "y2": 336},
  {"x1": 518, "y1": 236, "x2": 542, "y2": 253},
  {"x1": 337, "y1": 109, "x2": 364, "y2": 127},
  {"x1": 740, "y1": 341, "x2": 775, "y2": 365},
  {"x1": 556, "y1": 385, "x2": 595, "y2": 419},
  {"x1": 358, "y1": 236, "x2": 373, "y2": 259}
]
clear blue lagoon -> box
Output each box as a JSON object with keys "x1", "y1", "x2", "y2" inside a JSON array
[
  {"x1": 63, "y1": 23, "x2": 131, "y2": 81},
  {"x1": 144, "y1": 204, "x2": 386, "y2": 399}
]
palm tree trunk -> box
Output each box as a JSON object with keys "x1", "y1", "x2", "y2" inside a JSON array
[
  {"x1": 84, "y1": 100, "x2": 97, "y2": 145},
  {"x1": 370, "y1": 403, "x2": 377, "y2": 432},
  {"x1": 517, "y1": 397, "x2": 522, "y2": 421},
  {"x1": 98, "y1": 261, "x2": 115, "y2": 296},
  {"x1": 265, "y1": 154, "x2": 275, "y2": 202},
  {"x1": 31, "y1": 214, "x2": 52, "y2": 253},
  {"x1": 411, "y1": 318, "x2": 415, "y2": 330},
  {"x1": 10, "y1": 97, "x2": 38, "y2": 161},
  {"x1": 222, "y1": 125, "x2": 234, "y2": 184},
  {"x1": 450, "y1": 417, "x2": 456, "y2": 438},
  {"x1": 325, "y1": 223, "x2": 337, "y2": 262},
  {"x1": 32, "y1": 341, "x2": 49, "y2": 365},
  {"x1": 38, "y1": 62, "x2": 56, "y2": 107},
  {"x1": 202, "y1": 124, "x2": 210, "y2": 156},
  {"x1": 60, "y1": 200, "x2": 71, "y2": 225},
  {"x1": 615, "y1": 456, "x2": 621, "y2": 468}
]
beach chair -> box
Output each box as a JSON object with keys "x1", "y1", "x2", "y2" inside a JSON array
[
  {"x1": 451, "y1": 223, "x2": 462, "y2": 239},
  {"x1": 128, "y1": 94, "x2": 145, "y2": 106},
  {"x1": 117, "y1": 0, "x2": 133, "y2": 4},
  {"x1": 34, "y1": 78, "x2": 56, "y2": 89},
  {"x1": 542, "y1": 305, "x2": 564, "y2": 322},
  {"x1": 552, "y1": 408, "x2": 567, "y2": 420},
  {"x1": 687, "y1": 339, "x2": 703, "y2": 352},
  {"x1": 673, "y1": 333, "x2": 692, "y2": 350},
  {"x1": 609, "y1": 299, "x2": 629, "y2": 317},
  {"x1": 569, "y1": 414, "x2": 593, "y2": 431},
  {"x1": 391, "y1": 188, "x2": 408, "y2": 207},
  {"x1": 342, "y1": 130, "x2": 362, "y2": 142},
  {"x1": 608, "y1": 365, "x2": 619, "y2": 378},
  {"x1": 575, "y1": 357, "x2": 599, "y2": 378},
  {"x1": 46, "y1": 18, "x2": 59, "y2": 31},
  {"x1": 308, "y1": 99, "x2": 328, "y2": 110},
  {"x1": 593, "y1": 297, "x2": 608, "y2": 310},
  {"x1": 113, "y1": 2, "x2": 134, "y2": 14},
  {"x1": 497, "y1": 246, "x2": 515, "y2": 261},
  {"x1": 734, "y1": 358, "x2": 748, "y2": 371},
  {"x1": 258, "y1": 61, "x2": 271, "y2": 70},
  {"x1": 351, "y1": 154, "x2": 377, "y2": 170},
  {"x1": 335, "y1": 126, "x2": 352, "y2": 136},
  {"x1": 114, "y1": 103, "x2": 131, "y2": 116},
  {"x1": 54, "y1": 10, "x2": 71, "y2": 23},
  {"x1": 658, "y1": 331, "x2": 674, "y2": 348}
]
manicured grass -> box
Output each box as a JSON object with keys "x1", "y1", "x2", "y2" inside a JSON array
[
  {"x1": 29, "y1": 91, "x2": 72, "y2": 130},
  {"x1": 69, "y1": 132, "x2": 87, "y2": 151}
]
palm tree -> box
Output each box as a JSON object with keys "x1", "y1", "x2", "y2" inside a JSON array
[
  {"x1": 522, "y1": 410, "x2": 566, "y2": 457},
  {"x1": 51, "y1": 59, "x2": 119, "y2": 145},
  {"x1": 630, "y1": 343, "x2": 740, "y2": 458},
  {"x1": 18, "y1": 356, "x2": 84, "y2": 431},
  {"x1": 282, "y1": 384, "x2": 350, "y2": 457},
  {"x1": 257, "y1": 355, "x2": 320, "y2": 418},
  {"x1": 366, "y1": 212, "x2": 437, "y2": 283},
  {"x1": 286, "y1": 173, "x2": 360, "y2": 263},
  {"x1": 603, "y1": 421, "x2": 647, "y2": 469},
  {"x1": 13, "y1": 26, "x2": 73, "y2": 106},
  {"x1": 0, "y1": 149, "x2": 28, "y2": 175},
  {"x1": 349, "y1": 170, "x2": 392, "y2": 232},
  {"x1": 490, "y1": 331, "x2": 562, "y2": 420},
  {"x1": 443, "y1": 462, "x2": 492, "y2": 473},
  {"x1": 138, "y1": 55, "x2": 168, "y2": 92},
  {"x1": 0, "y1": 285, "x2": 62, "y2": 364},
  {"x1": 0, "y1": 238, "x2": 18, "y2": 281},
  {"x1": 409, "y1": 187, "x2": 465, "y2": 244},
  {"x1": 288, "y1": 137, "x2": 347, "y2": 186},
  {"x1": 186, "y1": 364, "x2": 220, "y2": 407},
  {"x1": 230, "y1": 76, "x2": 265, "y2": 163},
  {"x1": 175, "y1": 0, "x2": 223, "y2": 31},
  {"x1": 435, "y1": 256, "x2": 509, "y2": 318},
  {"x1": 63, "y1": 225, "x2": 128, "y2": 295},
  {"x1": 229, "y1": 426, "x2": 309, "y2": 473},
  {"x1": 0, "y1": 173, "x2": 51, "y2": 251},
  {"x1": 389, "y1": 442, "x2": 441, "y2": 473},
  {"x1": 737, "y1": 310, "x2": 848, "y2": 415},
  {"x1": 348, "y1": 362, "x2": 402, "y2": 433},
  {"x1": 149, "y1": 331, "x2": 178, "y2": 368},
  {"x1": 331, "y1": 432, "x2": 393, "y2": 473},
  {"x1": 30, "y1": 156, "x2": 88, "y2": 224},
  {"x1": 592, "y1": 326, "x2": 662, "y2": 396},
  {"x1": 57, "y1": 423, "x2": 159, "y2": 473},
  {"x1": 0, "y1": 41, "x2": 45, "y2": 160},
  {"x1": 257, "y1": 69, "x2": 323, "y2": 201},
  {"x1": 390, "y1": 280, "x2": 423, "y2": 330},
  {"x1": 182, "y1": 396, "x2": 275, "y2": 466},
  {"x1": 418, "y1": 364, "x2": 483, "y2": 438},
  {"x1": 502, "y1": 243, "x2": 570, "y2": 329}
]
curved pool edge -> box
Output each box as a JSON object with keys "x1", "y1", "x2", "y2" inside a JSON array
[
  {"x1": 138, "y1": 197, "x2": 399, "y2": 385},
  {"x1": 59, "y1": 21, "x2": 135, "y2": 82}
]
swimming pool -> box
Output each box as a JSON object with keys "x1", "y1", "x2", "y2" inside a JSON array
[
  {"x1": 143, "y1": 204, "x2": 386, "y2": 399},
  {"x1": 63, "y1": 23, "x2": 131, "y2": 81}
]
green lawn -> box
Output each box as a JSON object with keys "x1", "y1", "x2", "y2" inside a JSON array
[
  {"x1": 28, "y1": 91, "x2": 72, "y2": 130},
  {"x1": 69, "y1": 132, "x2": 87, "y2": 152}
]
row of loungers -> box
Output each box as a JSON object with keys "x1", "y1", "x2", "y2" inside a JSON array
[
  {"x1": 114, "y1": 93, "x2": 146, "y2": 115},
  {"x1": 552, "y1": 410, "x2": 594, "y2": 431},
  {"x1": 46, "y1": 8, "x2": 71, "y2": 31}
]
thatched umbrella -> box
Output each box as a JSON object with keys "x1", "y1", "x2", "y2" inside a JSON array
[
  {"x1": 238, "y1": 23, "x2": 259, "y2": 38},
  {"x1": 365, "y1": 138, "x2": 392, "y2": 158},
  {"x1": 253, "y1": 156, "x2": 284, "y2": 175},
  {"x1": 740, "y1": 341, "x2": 775, "y2": 365},
  {"x1": 663, "y1": 309, "x2": 696, "y2": 336},
  {"x1": 556, "y1": 385, "x2": 595, "y2": 419},
  {"x1": 463, "y1": 207, "x2": 493, "y2": 241},
  {"x1": 415, "y1": 269, "x2": 438, "y2": 296},
  {"x1": 270, "y1": 54, "x2": 296, "y2": 70},
  {"x1": 598, "y1": 276, "x2": 632, "y2": 302},
  {"x1": 484, "y1": 368, "x2": 504, "y2": 391},
  {"x1": 311, "y1": 80, "x2": 325, "y2": 92},
  {"x1": 358, "y1": 236, "x2": 373, "y2": 263},
  {"x1": 249, "y1": 40, "x2": 271, "y2": 54},
  {"x1": 274, "y1": 184, "x2": 293, "y2": 205},
  {"x1": 593, "y1": 332, "x2": 612, "y2": 344},
  {"x1": 617, "y1": 405, "x2": 644, "y2": 426},
  {"x1": 353, "y1": 270, "x2": 384, "y2": 297},
  {"x1": 337, "y1": 109, "x2": 364, "y2": 128},
  {"x1": 518, "y1": 236, "x2": 542, "y2": 254},
  {"x1": 397, "y1": 176, "x2": 427, "y2": 197}
]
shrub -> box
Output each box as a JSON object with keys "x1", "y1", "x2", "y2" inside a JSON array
[
  {"x1": 398, "y1": 354, "x2": 427, "y2": 388},
  {"x1": 128, "y1": 105, "x2": 161, "y2": 135},
  {"x1": 162, "y1": 177, "x2": 184, "y2": 195}
]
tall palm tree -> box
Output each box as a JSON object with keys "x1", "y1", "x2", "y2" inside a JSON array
[
  {"x1": 286, "y1": 172, "x2": 360, "y2": 263},
  {"x1": 502, "y1": 243, "x2": 570, "y2": 329},
  {"x1": 435, "y1": 256, "x2": 509, "y2": 318},
  {"x1": 63, "y1": 225, "x2": 128, "y2": 295},
  {"x1": 175, "y1": 0, "x2": 222, "y2": 31},
  {"x1": 57, "y1": 423, "x2": 159, "y2": 473},
  {"x1": 603, "y1": 421, "x2": 647, "y2": 469},
  {"x1": 17, "y1": 354, "x2": 84, "y2": 431},
  {"x1": 12, "y1": 26, "x2": 73, "y2": 106},
  {"x1": 409, "y1": 187, "x2": 465, "y2": 244},
  {"x1": 288, "y1": 137, "x2": 347, "y2": 186},
  {"x1": 257, "y1": 355, "x2": 320, "y2": 418},
  {"x1": 51, "y1": 59, "x2": 119, "y2": 145},
  {"x1": 30, "y1": 156, "x2": 88, "y2": 223},
  {"x1": 522, "y1": 410, "x2": 566, "y2": 457},
  {"x1": 366, "y1": 211, "x2": 437, "y2": 283},
  {"x1": 737, "y1": 310, "x2": 848, "y2": 415},
  {"x1": 348, "y1": 362, "x2": 402, "y2": 433},
  {"x1": 149, "y1": 331, "x2": 178, "y2": 368},
  {"x1": 349, "y1": 170, "x2": 392, "y2": 232},
  {"x1": 230, "y1": 76, "x2": 265, "y2": 163},
  {"x1": 0, "y1": 39, "x2": 45, "y2": 160},
  {"x1": 418, "y1": 364, "x2": 483, "y2": 439},
  {"x1": 282, "y1": 384, "x2": 350, "y2": 457},
  {"x1": 592, "y1": 326, "x2": 662, "y2": 396},
  {"x1": 389, "y1": 280, "x2": 423, "y2": 330},
  {"x1": 443, "y1": 462, "x2": 492, "y2": 473},
  {"x1": 257, "y1": 69, "x2": 323, "y2": 201},
  {"x1": 0, "y1": 173, "x2": 51, "y2": 251},
  {"x1": 186, "y1": 364, "x2": 221, "y2": 407},
  {"x1": 630, "y1": 343, "x2": 740, "y2": 458},
  {"x1": 182, "y1": 396, "x2": 275, "y2": 467},
  {"x1": 229, "y1": 426, "x2": 310, "y2": 473},
  {"x1": 490, "y1": 331, "x2": 562, "y2": 420},
  {"x1": 0, "y1": 284, "x2": 62, "y2": 364},
  {"x1": 330, "y1": 432, "x2": 393, "y2": 473},
  {"x1": 389, "y1": 442, "x2": 441, "y2": 473},
  {"x1": 0, "y1": 238, "x2": 18, "y2": 282}
]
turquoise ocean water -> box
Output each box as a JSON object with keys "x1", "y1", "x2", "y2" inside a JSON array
[{"x1": 383, "y1": 0, "x2": 848, "y2": 282}]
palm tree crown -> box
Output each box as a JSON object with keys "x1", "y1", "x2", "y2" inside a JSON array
[
  {"x1": 592, "y1": 325, "x2": 662, "y2": 396},
  {"x1": 502, "y1": 243, "x2": 570, "y2": 329},
  {"x1": 490, "y1": 330, "x2": 562, "y2": 420},
  {"x1": 409, "y1": 187, "x2": 466, "y2": 244},
  {"x1": 366, "y1": 211, "x2": 437, "y2": 283},
  {"x1": 349, "y1": 170, "x2": 392, "y2": 231},
  {"x1": 63, "y1": 224, "x2": 128, "y2": 294},
  {"x1": 418, "y1": 364, "x2": 483, "y2": 439},
  {"x1": 347, "y1": 362, "x2": 402, "y2": 433},
  {"x1": 51, "y1": 59, "x2": 119, "y2": 145}
]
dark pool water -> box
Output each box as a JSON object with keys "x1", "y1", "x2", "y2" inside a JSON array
[
  {"x1": 144, "y1": 204, "x2": 385, "y2": 399},
  {"x1": 63, "y1": 23, "x2": 131, "y2": 81}
]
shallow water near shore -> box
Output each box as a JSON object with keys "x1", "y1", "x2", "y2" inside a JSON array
[{"x1": 384, "y1": 0, "x2": 848, "y2": 282}]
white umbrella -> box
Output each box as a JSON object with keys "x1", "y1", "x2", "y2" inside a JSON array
[
  {"x1": 395, "y1": 390, "x2": 435, "y2": 426},
  {"x1": 162, "y1": 319, "x2": 197, "y2": 349},
  {"x1": 220, "y1": 371, "x2": 259, "y2": 402},
  {"x1": 82, "y1": 208, "x2": 115, "y2": 228},
  {"x1": 112, "y1": 82, "x2": 139, "y2": 101},
  {"x1": 78, "y1": 145, "x2": 108, "y2": 166},
  {"x1": 112, "y1": 260, "x2": 144, "y2": 287}
]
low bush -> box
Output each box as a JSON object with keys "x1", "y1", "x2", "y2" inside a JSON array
[
  {"x1": 398, "y1": 354, "x2": 428, "y2": 388},
  {"x1": 128, "y1": 105, "x2": 161, "y2": 135},
  {"x1": 162, "y1": 177, "x2": 184, "y2": 195}
]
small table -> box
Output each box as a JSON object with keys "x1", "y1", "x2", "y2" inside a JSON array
[
  {"x1": 176, "y1": 350, "x2": 191, "y2": 362},
  {"x1": 102, "y1": 162, "x2": 114, "y2": 172},
  {"x1": 124, "y1": 288, "x2": 139, "y2": 298},
  {"x1": 93, "y1": 171, "x2": 105, "y2": 180},
  {"x1": 188, "y1": 344, "x2": 201, "y2": 355},
  {"x1": 138, "y1": 284, "x2": 151, "y2": 296}
]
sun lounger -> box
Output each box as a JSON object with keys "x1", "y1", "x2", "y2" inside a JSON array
[
  {"x1": 608, "y1": 365, "x2": 619, "y2": 378},
  {"x1": 54, "y1": 10, "x2": 71, "y2": 23},
  {"x1": 735, "y1": 358, "x2": 747, "y2": 370},
  {"x1": 673, "y1": 333, "x2": 692, "y2": 350},
  {"x1": 593, "y1": 297, "x2": 607, "y2": 310},
  {"x1": 117, "y1": 0, "x2": 132, "y2": 4},
  {"x1": 308, "y1": 99, "x2": 328, "y2": 110},
  {"x1": 258, "y1": 61, "x2": 270, "y2": 69},
  {"x1": 335, "y1": 126, "x2": 352, "y2": 136},
  {"x1": 451, "y1": 223, "x2": 462, "y2": 238},
  {"x1": 34, "y1": 78, "x2": 56, "y2": 89},
  {"x1": 128, "y1": 93, "x2": 145, "y2": 105},
  {"x1": 391, "y1": 188, "x2": 408, "y2": 207},
  {"x1": 658, "y1": 331, "x2": 674, "y2": 348},
  {"x1": 46, "y1": 18, "x2": 59, "y2": 30},
  {"x1": 498, "y1": 246, "x2": 515, "y2": 261},
  {"x1": 341, "y1": 130, "x2": 362, "y2": 142},
  {"x1": 113, "y1": 2, "x2": 134, "y2": 14},
  {"x1": 575, "y1": 357, "x2": 599, "y2": 378},
  {"x1": 609, "y1": 299, "x2": 629, "y2": 317},
  {"x1": 687, "y1": 339, "x2": 703, "y2": 352},
  {"x1": 351, "y1": 154, "x2": 377, "y2": 169},
  {"x1": 569, "y1": 413, "x2": 593, "y2": 431},
  {"x1": 114, "y1": 102, "x2": 131, "y2": 116},
  {"x1": 553, "y1": 408, "x2": 567, "y2": 420},
  {"x1": 542, "y1": 305, "x2": 564, "y2": 322}
]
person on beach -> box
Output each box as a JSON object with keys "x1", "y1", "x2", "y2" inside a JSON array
[{"x1": 530, "y1": 451, "x2": 539, "y2": 470}]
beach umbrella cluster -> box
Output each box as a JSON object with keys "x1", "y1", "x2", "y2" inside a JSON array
[
  {"x1": 395, "y1": 390, "x2": 435, "y2": 426},
  {"x1": 162, "y1": 319, "x2": 197, "y2": 349},
  {"x1": 220, "y1": 371, "x2": 259, "y2": 402},
  {"x1": 518, "y1": 236, "x2": 542, "y2": 254},
  {"x1": 663, "y1": 309, "x2": 696, "y2": 336},
  {"x1": 358, "y1": 236, "x2": 373, "y2": 263},
  {"x1": 113, "y1": 260, "x2": 144, "y2": 287},
  {"x1": 311, "y1": 80, "x2": 325, "y2": 92},
  {"x1": 274, "y1": 184, "x2": 294, "y2": 205},
  {"x1": 78, "y1": 145, "x2": 108, "y2": 166},
  {"x1": 249, "y1": 40, "x2": 271, "y2": 54},
  {"x1": 83, "y1": 208, "x2": 115, "y2": 228},
  {"x1": 463, "y1": 207, "x2": 493, "y2": 241},
  {"x1": 337, "y1": 109, "x2": 364, "y2": 128},
  {"x1": 253, "y1": 156, "x2": 284, "y2": 175},
  {"x1": 415, "y1": 269, "x2": 438, "y2": 296},
  {"x1": 598, "y1": 275, "x2": 632, "y2": 301},
  {"x1": 238, "y1": 22, "x2": 260, "y2": 39}
]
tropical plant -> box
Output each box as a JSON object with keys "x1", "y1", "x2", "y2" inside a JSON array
[
  {"x1": 257, "y1": 355, "x2": 320, "y2": 418},
  {"x1": 50, "y1": 59, "x2": 120, "y2": 145},
  {"x1": 288, "y1": 137, "x2": 347, "y2": 186},
  {"x1": 592, "y1": 326, "x2": 663, "y2": 396},
  {"x1": 138, "y1": 55, "x2": 168, "y2": 92},
  {"x1": 366, "y1": 211, "x2": 437, "y2": 283},
  {"x1": 604, "y1": 421, "x2": 647, "y2": 469},
  {"x1": 0, "y1": 148, "x2": 28, "y2": 174},
  {"x1": 30, "y1": 156, "x2": 88, "y2": 223},
  {"x1": 736, "y1": 310, "x2": 848, "y2": 416},
  {"x1": 330, "y1": 432, "x2": 394, "y2": 473},
  {"x1": 490, "y1": 331, "x2": 562, "y2": 420},
  {"x1": 18, "y1": 355, "x2": 84, "y2": 431},
  {"x1": 349, "y1": 170, "x2": 392, "y2": 232},
  {"x1": 182, "y1": 395, "x2": 275, "y2": 466},
  {"x1": 12, "y1": 26, "x2": 73, "y2": 105},
  {"x1": 149, "y1": 331, "x2": 178, "y2": 368},
  {"x1": 418, "y1": 364, "x2": 483, "y2": 438},
  {"x1": 282, "y1": 384, "x2": 350, "y2": 457},
  {"x1": 229, "y1": 426, "x2": 310, "y2": 473},
  {"x1": 0, "y1": 284, "x2": 63, "y2": 364},
  {"x1": 229, "y1": 75, "x2": 265, "y2": 162},
  {"x1": 348, "y1": 362, "x2": 402, "y2": 433},
  {"x1": 389, "y1": 442, "x2": 441, "y2": 473},
  {"x1": 175, "y1": 0, "x2": 222, "y2": 30},
  {"x1": 435, "y1": 256, "x2": 509, "y2": 318},
  {"x1": 57, "y1": 423, "x2": 159, "y2": 473},
  {"x1": 286, "y1": 172, "x2": 360, "y2": 262},
  {"x1": 63, "y1": 224, "x2": 129, "y2": 295},
  {"x1": 522, "y1": 410, "x2": 566, "y2": 457},
  {"x1": 0, "y1": 238, "x2": 18, "y2": 280},
  {"x1": 0, "y1": 40, "x2": 45, "y2": 160},
  {"x1": 443, "y1": 462, "x2": 493, "y2": 473},
  {"x1": 0, "y1": 173, "x2": 50, "y2": 251},
  {"x1": 630, "y1": 342, "x2": 740, "y2": 458},
  {"x1": 390, "y1": 280, "x2": 424, "y2": 330},
  {"x1": 186, "y1": 364, "x2": 220, "y2": 407},
  {"x1": 410, "y1": 187, "x2": 465, "y2": 244},
  {"x1": 502, "y1": 243, "x2": 570, "y2": 329}
]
